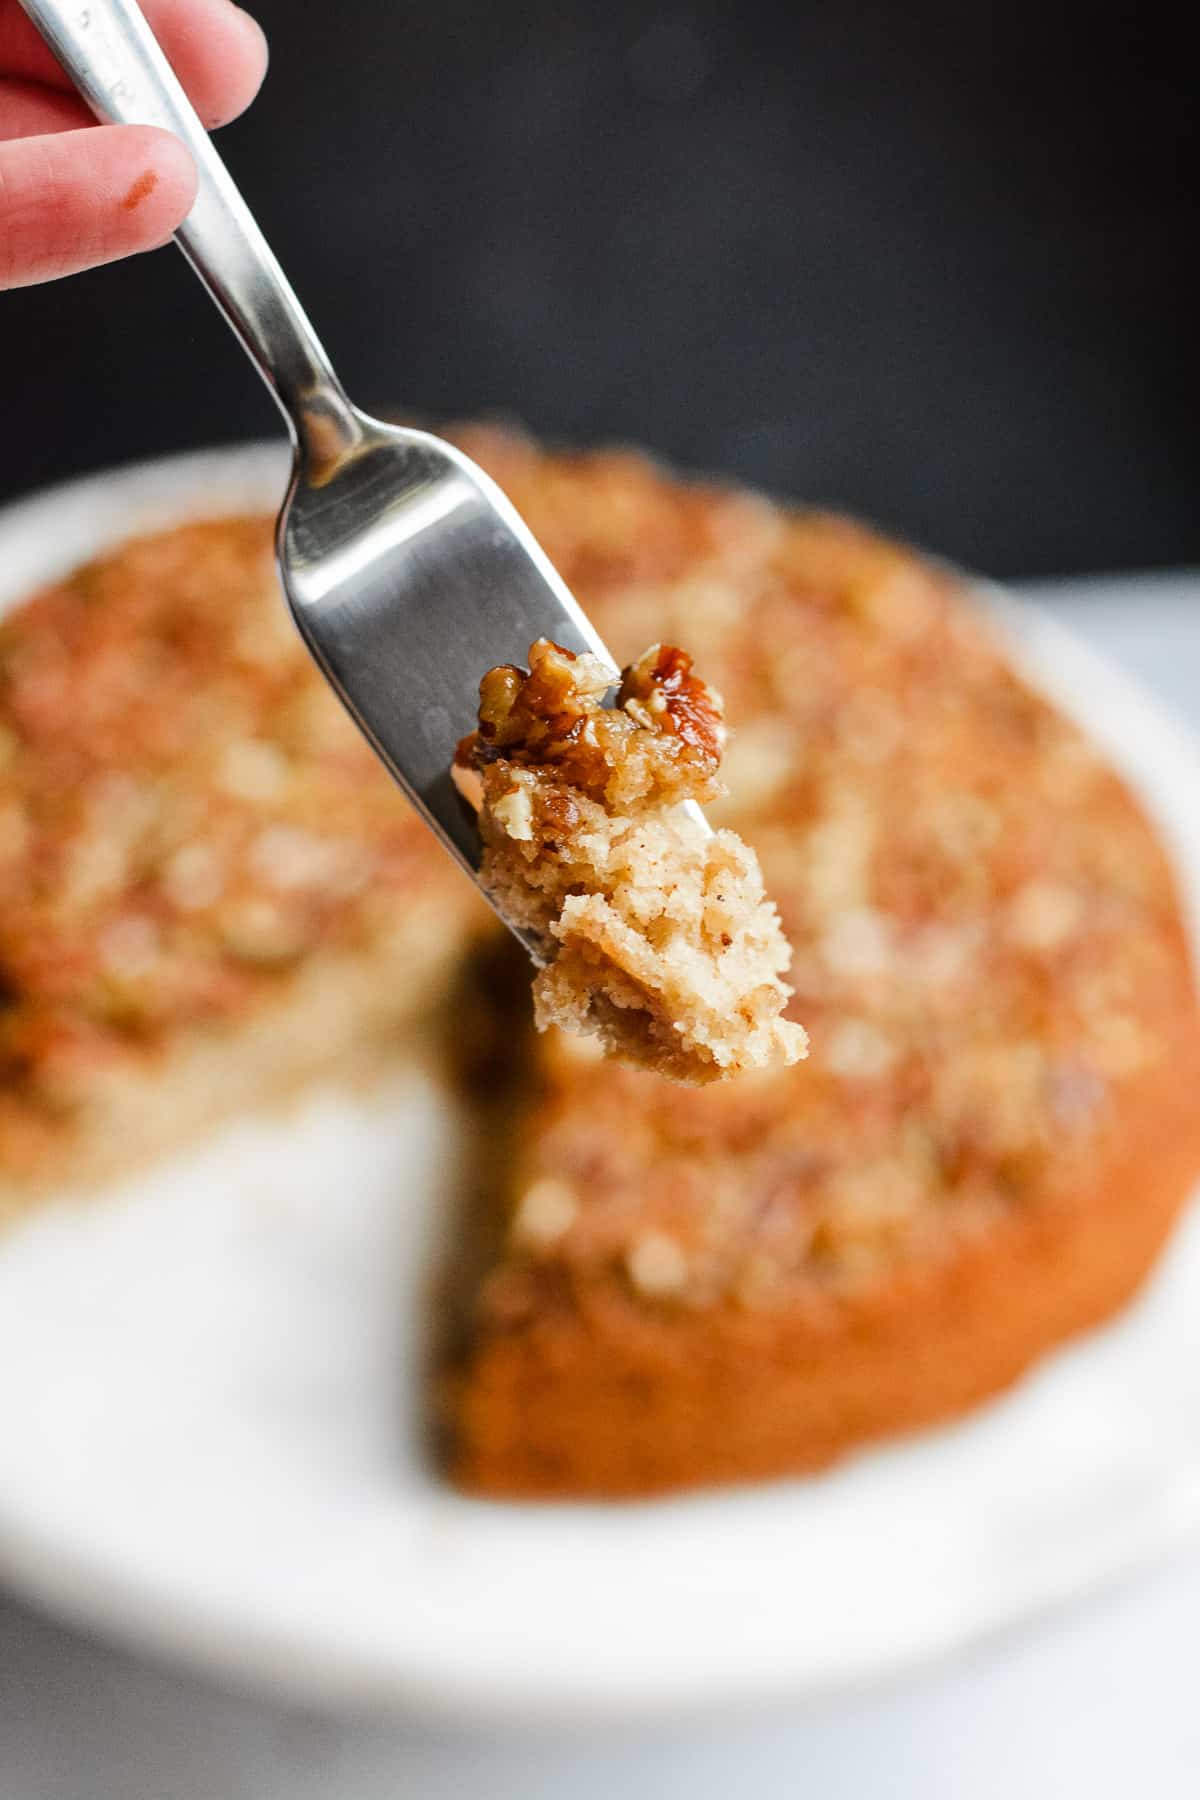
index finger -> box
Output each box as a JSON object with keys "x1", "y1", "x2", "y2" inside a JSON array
[{"x1": 0, "y1": 0, "x2": 267, "y2": 130}]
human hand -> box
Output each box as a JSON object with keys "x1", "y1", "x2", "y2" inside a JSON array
[{"x1": 0, "y1": 0, "x2": 266, "y2": 288}]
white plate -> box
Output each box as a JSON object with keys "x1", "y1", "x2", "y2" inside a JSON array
[{"x1": 0, "y1": 448, "x2": 1198, "y2": 1723}]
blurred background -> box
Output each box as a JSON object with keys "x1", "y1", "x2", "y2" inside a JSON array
[{"x1": 4, "y1": 0, "x2": 1196, "y2": 581}]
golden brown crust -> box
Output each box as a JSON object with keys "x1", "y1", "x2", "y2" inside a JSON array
[{"x1": 448, "y1": 992, "x2": 1200, "y2": 1497}]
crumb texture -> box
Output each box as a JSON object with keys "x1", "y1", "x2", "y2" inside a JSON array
[{"x1": 458, "y1": 638, "x2": 807, "y2": 1084}]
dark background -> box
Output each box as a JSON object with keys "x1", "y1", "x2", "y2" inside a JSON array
[{"x1": 4, "y1": 0, "x2": 1196, "y2": 580}]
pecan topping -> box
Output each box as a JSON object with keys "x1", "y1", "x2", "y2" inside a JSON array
[{"x1": 456, "y1": 638, "x2": 725, "y2": 811}]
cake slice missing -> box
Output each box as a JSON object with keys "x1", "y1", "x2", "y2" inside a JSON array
[{"x1": 454, "y1": 638, "x2": 807, "y2": 1084}]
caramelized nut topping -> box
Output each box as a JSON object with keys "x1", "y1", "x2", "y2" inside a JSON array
[{"x1": 458, "y1": 637, "x2": 724, "y2": 811}]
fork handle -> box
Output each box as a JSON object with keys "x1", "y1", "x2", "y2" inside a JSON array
[{"x1": 18, "y1": 0, "x2": 360, "y2": 472}]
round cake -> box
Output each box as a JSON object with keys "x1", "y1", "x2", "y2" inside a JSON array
[{"x1": 1, "y1": 427, "x2": 1197, "y2": 1498}]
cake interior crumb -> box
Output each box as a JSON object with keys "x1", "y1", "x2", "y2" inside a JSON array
[{"x1": 455, "y1": 638, "x2": 808, "y2": 1085}]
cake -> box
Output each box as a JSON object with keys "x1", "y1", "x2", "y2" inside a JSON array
[
  {"x1": 455, "y1": 636, "x2": 807, "y2": 1082},
  {"x1": 2, "y1": 426, "x2": 1198, "y2": 1499},
  {"x1": 0, "y1": 517, "x2": 487, "y2": 1210}
]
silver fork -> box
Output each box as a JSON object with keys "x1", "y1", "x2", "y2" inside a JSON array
[{"x1": 19, "y1": 0, "x2": 687, "y2": 955}]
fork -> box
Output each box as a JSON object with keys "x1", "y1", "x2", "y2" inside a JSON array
[{"x1": 17, "y1": 0, "x2": 670, "y2": 956}]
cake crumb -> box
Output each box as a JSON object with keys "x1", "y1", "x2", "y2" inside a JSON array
[
  {"x1": 513, "y1": 1177, "x2": 579, "y2": 1247},
  {"x1": 627, "y1": 1230, "x2": 690, "y2": 1297},
  {"x1": 456, "y1": 638, "x2": 808, "y2": 1085}
]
